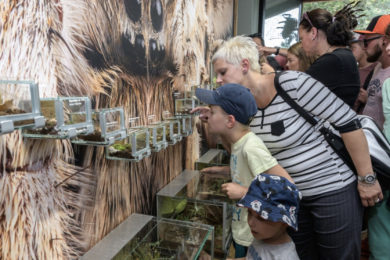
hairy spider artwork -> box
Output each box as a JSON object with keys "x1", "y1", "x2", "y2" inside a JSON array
[{"x1": 0, "y1": 0, "x2": 233, "y2": 258}]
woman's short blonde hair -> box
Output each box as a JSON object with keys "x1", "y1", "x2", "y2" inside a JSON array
[{"x1": 212, "y1": 36, "x2": 261, "y2": 72}]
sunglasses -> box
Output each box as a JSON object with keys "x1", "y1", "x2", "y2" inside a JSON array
[
  {"x1": 363, "y1": 36, "x2": 383, "y2": 48},
  {"x1": 301, "y1": 12, "x2": 315, "y2": 28}
]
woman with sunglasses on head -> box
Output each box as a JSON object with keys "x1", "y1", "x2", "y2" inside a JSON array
[
  {"x1": 192, "y1": 35, "x2": 383, "y2": 260},
  {"x1": 299, "y1": 3, "x2": 361, "y2": 108}
]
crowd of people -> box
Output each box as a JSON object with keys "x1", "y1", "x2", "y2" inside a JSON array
[{"x1": 194, "y1": 4, "x2": 390, "y2": 260}]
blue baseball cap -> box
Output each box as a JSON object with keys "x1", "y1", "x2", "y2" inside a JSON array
[
  {"x1": 237, "y1": 173, "x2": 302, "y2": 231},
  {"x1": 195, "y1": 83, "x2": 258, "y2": 125}
]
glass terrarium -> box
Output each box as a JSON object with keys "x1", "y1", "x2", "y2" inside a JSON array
[
  {"x1": 162, "y1": 111, "x2": 182, "y2": 145},
  {"x1": 195, "y1": 149, "x2": 230, "y2": 171},
  {"x1": 0, "y1": 80, "x2": 44, "y2": 134},
  {"x1": 179, "y1": 115, "x2": 193, "y2": 137},
  {"x1": 72, "y1": 107, "x2": 126, "y2": 146},
  {"x1": 23, "y1": 97, "x2": 93, "y2": 139},
  {"x1": 80, "y1": 213, "x2": 214, "y2": 260},
  {"x1": 106, "y1": 117, "x2": 151, "y2": 162},
  {"x1": 147, "y1": 115, "x2": 168, "y2": 152},
  {"x1": 157, "y1": 170, "x2": 233, "y2": 259}
]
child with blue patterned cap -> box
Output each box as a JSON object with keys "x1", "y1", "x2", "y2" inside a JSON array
[{"x1": 237, "y1": 173, "x2": 301, "y2": 260}]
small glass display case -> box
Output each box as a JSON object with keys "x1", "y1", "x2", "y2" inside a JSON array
[
  {"x1": 106, "y1": 117, "x2": 151, "y2": 162},
  {"x1": 157, "y1": 170, "x2": 233, "y2": 258},
  {"x1": 162, "y1": 111, "x2": 182, "y2": 145},
  {"x1": 174, "y1": 88, "x2": 199, "y2": 116},
  {"x1": 72, "y1": 107, "x2": 126, "y2": 146},
  {"x1": 179, "y1": 115, "x2": 193, "y2": 137},
  {"x1": 195, "y1": 149, "x2": 230, "y2": 171},
  {"x1": 147, "y1": 115, "x2": 168, "y2": 152},
  {"x1": 81, "y1": 213, "x2": 214, "y2": 260},
  {"x1": 23, "y1": 97, "x2": 93, "y2": 139},
  {"x1": 0, "y1": 80, "x2": 44, "y2": 135}
]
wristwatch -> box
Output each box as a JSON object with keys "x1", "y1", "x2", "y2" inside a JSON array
[
  {"x1": 357, "y1": 173, "x2": 377, "y2": 184},
  {"x1": 275, "y1": 47, "x2": 280, "y2": 55}
]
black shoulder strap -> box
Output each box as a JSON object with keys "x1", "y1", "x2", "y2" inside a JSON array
[
  {"x1": 273, "y1": 72, "x2": 317, "y2": 126},
  {"x1": 362, "y1": 67, "x2": 375, "y2": 91}
]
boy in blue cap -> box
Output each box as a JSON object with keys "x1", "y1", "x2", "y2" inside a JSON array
[
  {"x1": 195, "y1": 84, "x2": 292, "y2": 257},
  {"x1": 237, "y1": 173, "x2": 301, "y2": 260}
]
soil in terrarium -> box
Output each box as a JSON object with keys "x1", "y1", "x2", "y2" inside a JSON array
[
  {"x1": 25, "y1": 118, "x2": 58, "y2": 135},
  {"x1": 0, "y1": 99, "x2": 35, "y2": 126},
  {"x1": 77, "y1": 129, "x2": 104, "y2": 142}
]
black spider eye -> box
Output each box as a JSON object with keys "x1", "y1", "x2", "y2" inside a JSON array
[
  {"x1": 121, "y1": 33, "x2": 147, "y2": 75},
  {"x1": 149, "y1": 39, "x2": 165, "y2": 64},
  {"x1": 151, "y1": 0, "x2": 163, "y2": 32},
  {"x1": 124, "y1": 0, "x2": 142, "y2": 23}
]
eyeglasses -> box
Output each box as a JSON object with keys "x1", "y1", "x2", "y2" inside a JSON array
[
  {"x1": 301, "y1": 12, "x2": 315, "y2": 28},
  {"x1": 363, "y1": 36, "x2": 383, "y2": 48}
]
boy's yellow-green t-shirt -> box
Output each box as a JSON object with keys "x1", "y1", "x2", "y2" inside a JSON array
[{"x1": 230, "y1": 131, "x2": 278, "y2": 246}]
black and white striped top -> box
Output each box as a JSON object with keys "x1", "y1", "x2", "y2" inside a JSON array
[{"x1": 250, "y1": 71, "x2": 357, "y2": 197}]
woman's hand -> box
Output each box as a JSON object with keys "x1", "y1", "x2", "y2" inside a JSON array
[
  {"x1": 190, "y1": 106, "x2": 210, "y2": 122},
  {"x1": 357, "y1": 181, "x2": 383, "y2": 207},
  {"x1": 258, "y1": 46, "x2": 277, "y2": 56},
  {"x1": 221, "y1": 182, "x2": 248, "y2": 200}
]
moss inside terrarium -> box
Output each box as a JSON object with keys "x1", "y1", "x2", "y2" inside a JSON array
[{"x1": 108, "y1": 142, "x2": 135, "y2": 159}]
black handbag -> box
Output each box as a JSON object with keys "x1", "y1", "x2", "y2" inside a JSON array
[{"x1": 274, "y1": 72, "x2": 390, "y2": 190}]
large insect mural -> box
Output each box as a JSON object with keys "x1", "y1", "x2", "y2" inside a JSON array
[{"x1": 0, "y1": 0, "x2": 233, "y2": 258}]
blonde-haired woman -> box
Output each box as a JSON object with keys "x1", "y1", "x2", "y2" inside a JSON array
[
  {"x1": 286, "y1": 42, "x2": 316, "y2": 72},
  {"x1": 194, "y1": 35, "x2": 382, "y2": 259}
]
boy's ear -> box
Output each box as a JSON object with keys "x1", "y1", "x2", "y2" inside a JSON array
[{"x1": 226, "y1": 114, "x2": 236, "y2": 128}]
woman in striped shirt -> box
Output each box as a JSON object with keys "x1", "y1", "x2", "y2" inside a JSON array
[{"x1": 197, "y1": 35, "x2": 383, "y2": 260}]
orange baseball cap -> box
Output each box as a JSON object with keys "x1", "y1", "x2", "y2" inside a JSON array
[{"x1": 354, "y1": 15, "x2": 390, "y2": 35}]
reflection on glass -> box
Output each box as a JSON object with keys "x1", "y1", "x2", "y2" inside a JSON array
[
  {"x1": 263, "y1": 0, "x2": 300, "y2": 48},
  {"x1": 110, "y1": 215, "x2": 213, "y2": 260},
  {"x1": 157, "y1": 170, "x2": 233, "y2": 258}
]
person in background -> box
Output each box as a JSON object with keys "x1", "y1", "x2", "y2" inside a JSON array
[
  {"x1": 355, "y1": 15, "x2": 390, "y2": 130},
  {"x1": 299, "y1": 3, "x2": 361, "y2": 108},
  {"x1": 248, "y1": 33, "x2": 285, "y2": 72},
  {"x1": 356, "y1": 17, "x2": 390, "y2": 260},
  {"x1": 350, "y1": 32, "x2": 379, "y2": 114},
  {"x1": 383, "y1": 24, "x2": 390, "y2": 142},
  {"x1": 235, "y1": 173, "x2": 301, "y2": 260},
  {"x1": 194, "y1": 35, "x2": 382, "y2": 260},
  {"x1": 195, "y1": 83, "x2": 292, "y2": 258},
  {"x1": 286, "y1": 42, "x2": 316, "y2": 72}
]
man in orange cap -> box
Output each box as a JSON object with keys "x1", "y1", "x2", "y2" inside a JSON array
[
  {"x1": 354, "y1": 15, "x2": 390, "y2": 129},
  {"x1": 355, "y1": 14, "x2": 390, "y2": 260}
]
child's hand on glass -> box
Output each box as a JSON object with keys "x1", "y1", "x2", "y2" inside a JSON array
[
  {"x1": 190, "y1": 106, "x2": 210, "y2": 122},
  {"x1": 221, "y1": 182, "x2": 248, "y2": 200}
]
